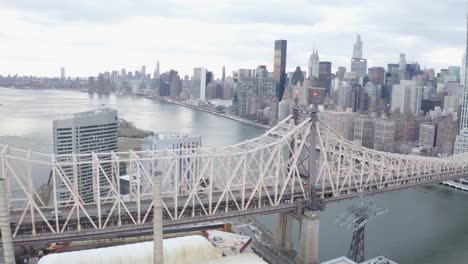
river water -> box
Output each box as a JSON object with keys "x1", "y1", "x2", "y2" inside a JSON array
[{"x1": 1, "y1": 88, "x2": 468, "y2": 263}]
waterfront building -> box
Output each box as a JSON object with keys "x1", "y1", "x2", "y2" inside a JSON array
[
  {"x1": 236, "y1": 75, "x2": 256, "y2": 116},
  {"x1": 168, "y1": 70, "x2": 181, "y2": 98},
  {"x1": 273, "y1": 40, "x2": 287, "y2": 101},
  {"x1": 192, "y1": 67, "x2": 207, "y2": 100},
  {"x1": 353, "y1": 115, "x2": 375, "y2": 148},
  {"x1": 53, "y1": 108, "x2": 118, "y2": 203},
  {"x1": 374, "y1": 116, "x2": 395, "y2": 152}
]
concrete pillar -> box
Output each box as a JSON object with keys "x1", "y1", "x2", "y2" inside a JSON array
[
  {"x1": 0, "y1": 177, "x2": 15, "y2": 264},
  {"x1": 296, "y1": 209, "x2": 320, "y2": 264},
  {"x1": 272, "y1": 212, "x2": 293, "y2": 251},
  {"x1": 153, "y1": 172, "x2": 163, "y2": 264}
]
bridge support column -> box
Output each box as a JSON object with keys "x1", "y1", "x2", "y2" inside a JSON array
[
  {"x1": 272, "y1": 212, "x2": 293, "y2": 251},
  {"x1": 296, "y1": 209, "x2": 320, "y2": 264},
  {"x1": 153, "y1": 172, "x2": 163, "y2": 264},
  {"x1": 0, "y1": 178, "x2": 15, "y2": 264}
]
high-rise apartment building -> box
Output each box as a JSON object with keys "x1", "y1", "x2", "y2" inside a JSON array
[
  {"x1": 374, "y1": 117, "x2": 395, "y2": 152},
  {"x1": 53, "y1": 108, "x2": 118, "y2": 202},
  {"x1": 434, "y1": 113, "x2": 458, "y2": 155},
  {"x1": 273, "y1": 40, "x2": 287, "y2": 101},
  {"x1": 419, "y1": 123, "x2": 437, "y2": 148},
  {"x1": 319, "y1": 110, "x2": 358, "y2": 140},
  {"x1": 353, "y1": 115, "x2": 375, "y2": 148}
]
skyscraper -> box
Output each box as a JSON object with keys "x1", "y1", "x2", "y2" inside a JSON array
[
  {"x1": 60, "y1": 67, "x2": 65, "y2": 81},
  {"x1": 222, "y1": 66, "x2": 226, "y2": 82},
  {"x1": 454, "y1": 10, "x2": 468, "y2": 154},
  {"x1": 192, "y1": 67, "x2": 207, "y2": 100},
  {"x1": 141, "y1": 65, "x2": 146, "y2": 78},
  {"x1": 351, "y1": 35, "x2": 367, "y2": 77},
  {"x1": 368, "y1": 67, "x2": 385, "y2": 87},
  {"x1": 308, "y1": 48, "x2": 320, "y2": 79},
  {"x1": 353, "y1": 35, "x2": 363, "y2": 59},
  {"x1": 53, "y1": 108, "x2": 118, "y2": 202},
  {"x1": 154, "y1": 61, "x2": 160, "y2": 80},
  {"x1": 318, "y1": 62, "x2": 332, "y2": 95},
  {"x1": 273, "y1": 40, "x2": 287, "y2": 101}
]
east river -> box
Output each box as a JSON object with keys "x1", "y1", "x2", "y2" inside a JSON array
[{"x1": 1, "y1": 88, "x2": 468, "y2": 263}]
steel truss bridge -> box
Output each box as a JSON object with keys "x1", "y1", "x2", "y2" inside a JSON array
[{"x1": 2, "y1": 112, "x2": 468, "y2": 245}]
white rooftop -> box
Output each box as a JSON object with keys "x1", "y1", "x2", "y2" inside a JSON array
[
  {"x1": 321, "y1": 256, "x2": 357, "y2": 264},
  {"x1": 38, "y1": 234, "x2": 266, "y2": 264}
]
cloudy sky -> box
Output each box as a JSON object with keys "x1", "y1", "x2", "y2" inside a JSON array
[{"x1": 0, "y1": 0, "x2": 465, "y2": 78}]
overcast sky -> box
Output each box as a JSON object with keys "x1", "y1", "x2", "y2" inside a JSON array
[{"x1": 0, "y1": 0, "x2": 466, "y2": 78}]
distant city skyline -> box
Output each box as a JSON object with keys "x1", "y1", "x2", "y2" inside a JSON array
[{"x1": 0, "y1": 0, "x2": 465, "y2": 78}]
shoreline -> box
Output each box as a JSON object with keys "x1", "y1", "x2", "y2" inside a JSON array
[
  {"x1": 0, "y1": 86, "x2": 270, "y2": 130},
  {"x1": 157, "y1": 97, "x2": 270, "y2": 130}
]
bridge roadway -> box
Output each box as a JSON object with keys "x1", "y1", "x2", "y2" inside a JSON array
[{"x1": 9, "y1": 161, "x2": 468, "y2": 245}]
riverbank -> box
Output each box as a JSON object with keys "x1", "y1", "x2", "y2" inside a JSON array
[
  {"x1": 157, "y1": 97, "x2": 270, "y2": 130},
  {"x1": 1, "y1": 87, "x2": 269, "y2": 131}
]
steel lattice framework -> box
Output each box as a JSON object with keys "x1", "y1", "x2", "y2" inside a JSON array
[{"x1": 2, "y1": 113, "x2": 468, "y2": 243}]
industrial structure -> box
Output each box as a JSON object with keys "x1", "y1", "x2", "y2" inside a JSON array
[{"x1": 2, "y1": 112, "x2": 468, "y2": 264}]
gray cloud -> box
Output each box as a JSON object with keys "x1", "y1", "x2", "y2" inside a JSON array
[{"x1": 0, "y1": 0, "x2": 465, "y2": 77}]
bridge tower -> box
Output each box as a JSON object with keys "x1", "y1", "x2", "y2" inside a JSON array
[
  {"x1": 153, "y1": 171, "x2": 163, "y2": 263},
  {"x1": 296, "y1": 109, "x2": 323, "y2": 264},
  {"x1": 0, "y1": 146, "x2": 15, "y2": 264},
  {"x1": 272, "y1": 212, "x2": 293, "y2": 251}
]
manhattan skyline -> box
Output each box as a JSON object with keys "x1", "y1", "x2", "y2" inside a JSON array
[{"x1": 0, "y1": 0, "x2": 465, "y2": 78}]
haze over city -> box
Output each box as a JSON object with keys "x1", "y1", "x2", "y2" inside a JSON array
[
  {"x1": 0, "y1": 0, "x2": 466, "y2": 77},
  {"x1": 4, "y1": 1, "x2": 468, "y2": 264}
]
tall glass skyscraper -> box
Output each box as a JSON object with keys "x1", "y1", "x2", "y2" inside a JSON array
[
  {"x1": 273, "y1": 40, "x2": 287, "y2": 101},
  {"x1": 454, "y1": 10, "x2": 468, "y2": 154}
]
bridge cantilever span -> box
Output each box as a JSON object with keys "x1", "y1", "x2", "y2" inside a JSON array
[
  {"x1": 0, "y1": 114, "x2": 313, "y2": 242},
  {"x1": 1, "y1": 112, "x2": 468, "y2": 244}
]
